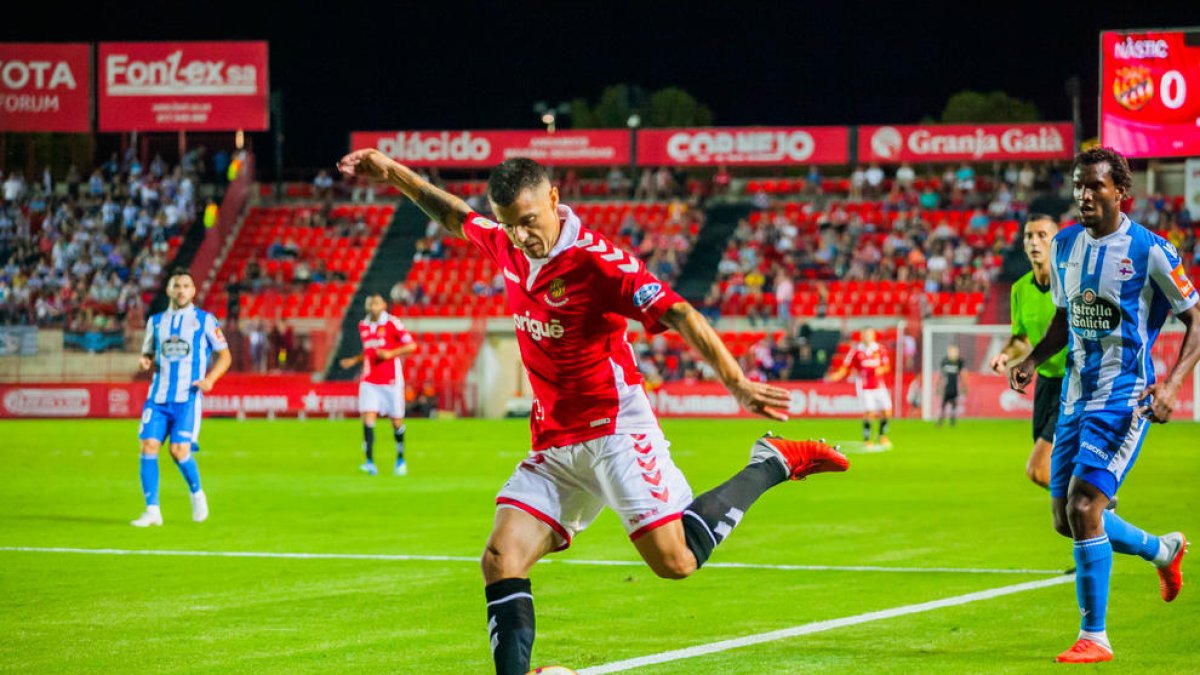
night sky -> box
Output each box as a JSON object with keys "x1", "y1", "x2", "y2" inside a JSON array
[{"x1": 6, "y1": 1, "x2": 1198, "y2": 169}]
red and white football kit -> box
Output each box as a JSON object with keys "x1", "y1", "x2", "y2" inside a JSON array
[
  {"x1": 842, "y1": 341, "x2": 891, "y2": 413},
  {"x1": 356, "y1": 311, "x2": 415, "y2": 419},
  {"x1": 464, "y1": 205, "x2": 693, "y2": 548}
]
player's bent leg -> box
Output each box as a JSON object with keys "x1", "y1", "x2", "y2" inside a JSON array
[
  {"x1": 633, "y1": 519, "x2": 697, "y2": 580},
  {"x1": 679, "y1": 435, "x2": 848, "y2": 569},
  {"x1": 481, "y1": 507, "x2": 556, "y2": 675},
  {"x1": 1026, "y1": 439, "x2": 1052, "y2": 489}
]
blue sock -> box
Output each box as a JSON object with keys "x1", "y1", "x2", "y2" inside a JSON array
[
  {"x1": 174, "y1": 453, "x2": 202, "y2": 494},
  {"x1": 1074, "y1": 535, "x2": 1112, "y2": 632},
  {"x1": 394, "y1": 425, "x2": 406, "y2": 463},
  {"x1": 1103, "y1": 510, "x2": 1160, "y2": 561},
  {"x1": 140, "y1": 454, "x2": 160, "y2": 506}
]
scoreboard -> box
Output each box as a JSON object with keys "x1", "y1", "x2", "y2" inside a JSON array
[{"x1": 1101, "y1": 29, "x2": 1200, "y2": 158}]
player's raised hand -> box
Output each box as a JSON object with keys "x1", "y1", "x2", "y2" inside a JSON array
[
  {"x1": 734, "y1": 380, "x2": 792, "y2": 421},
  {"x1": 337, "y1": 149, "x2": 392, "y2": 182},
  {"x1": 138, "y1": 355, "x2": 153, "y2": 371},
  {"x1": 988, "y1": 352, "x2": 1010, "y2": 374},
  {"x1": 1136, "y1": 383, "x2": 1177, "y2": 423},
  {"x1": 1008, "y1": 359, "x2": 1035, "y2": 394}
]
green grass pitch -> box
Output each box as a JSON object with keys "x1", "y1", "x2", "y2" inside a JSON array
[{"x1": 1, "y1": 418, "x2": 1197, "y2": 673}]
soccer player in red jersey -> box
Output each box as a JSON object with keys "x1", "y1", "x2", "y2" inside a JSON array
[
  {"x1": 829, "y1": 328, "x2": 893, "y2": 449},
  {"x1": 339, "y1": 150, "x2": 849, "y2": 675},
  {"x1": 339, "y1": 293, "x2": 417, "y2": 476}
]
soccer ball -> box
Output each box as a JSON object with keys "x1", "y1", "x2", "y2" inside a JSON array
[{"x1": 526, "y1": 668, "x2": 577, "y2": 675}]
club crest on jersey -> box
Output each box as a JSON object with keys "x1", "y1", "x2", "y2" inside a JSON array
[
  {"x1": 1116, "y1": 257, "x2": 1135, "y2": 281},
  {"x1": 1069, "y1": 289, "x2": 1120, "y2": 339},
  {"x1": 633, "y1": 282, "x2": 664, "y2": 309},
  {"x1": 543, "y1": 277, "x2": 569, "y2": 307}
]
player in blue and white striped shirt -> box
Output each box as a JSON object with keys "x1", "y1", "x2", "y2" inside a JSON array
[
  {"x1": 131, "y1": 269, "x2": 232, "y2": 528},
  {"x1": 1012, "y1": 148, "x2": 1200, "y2": 663}
]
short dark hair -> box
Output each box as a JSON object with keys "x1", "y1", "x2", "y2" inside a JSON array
[
  {"x1": 1025, "y1": 212, "x2": 1057, "y2": 226},
  {"x1": 168, "y1": 268, "x2": 193, "y2": 283},
  {"x1": 1072, "y1": 147, "x2": 1133, "y2": 193},
  {"x1": 487, "y1": 158, "x2": 549, "y2": 207}
]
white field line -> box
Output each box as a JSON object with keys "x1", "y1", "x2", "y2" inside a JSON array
[
  {"x1": 0, "y1": 546, "x2": 1067, "y2": 575},
  {"x1": 577, "y1": 574, "x2": 1075, "y2": 674}
]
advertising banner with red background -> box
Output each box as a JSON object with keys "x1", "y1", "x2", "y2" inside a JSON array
[
  {"x1": 859, "y1": 123, "x2": 1074, "y2": 163},
  {"x1": 637, "y1": 127, "x2": 850, "y2": 166},
  {"x1": 98, "y1": 41, "x2": 268, "y2": 132},
  {"x1": 646, "y1": 378, "x2": 917, "y2": 419},
  {"x1": 0, "y1": 43, "x2": 90, "y2": 132},
  {"x1": 1101, "y1": 30, "x2": 1200, "y2": 158},
  {"x1": 0, "y1": 376, "x2": 356, "y2": 419},
  {"x1": 350, "y1": 130, "x2": 630, "y2": 167}
]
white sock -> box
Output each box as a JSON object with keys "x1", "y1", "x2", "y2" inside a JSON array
[
  {"x1": 1153, "y1": 538, "x2": 1173, "y2": 566},
  {"x1": 1079, "y1": 630, "x2": 1111, "y2": 651},
  {"x1": 145, "y1": 504, "x2": 161, "y2": 514}
]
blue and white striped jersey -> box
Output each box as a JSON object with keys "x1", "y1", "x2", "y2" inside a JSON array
[
  {"x1": 1050, "y1": 215, "x2": 1198, "y2": 414},
  {"x1": 141, "y1": 305, "x2": 229, "y2": 404}
]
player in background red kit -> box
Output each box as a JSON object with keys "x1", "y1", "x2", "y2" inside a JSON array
[
  {"x1": 830, "y1": 328, "x2": 893, "y2": 450},
  {"x1": 339, "y1": 293, "x2": 417, "y2": 476},
  {"x1": 339, "y1": 150, "x2": 849, "y2": 675}
]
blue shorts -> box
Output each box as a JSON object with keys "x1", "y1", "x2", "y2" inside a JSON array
[
  {"x1": 139, "y1": 398, "x2": 203, "y2": 445},
  {"x1": 1049, "y1": 409, "x2": 1149, "y2": 499}
]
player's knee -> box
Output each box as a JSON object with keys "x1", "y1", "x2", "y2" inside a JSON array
[
  {"x1": 481, "y1": 543, "x2": 531, "y2": 582},
  {"x1": 648, "y1": 550, "x2": 697, "y2": 580},
  {"x1": 1052, "y1": 514, "x2": 1073, "y2": 538},
  {"x1": 1065, "y1": 496, "x2": 1100, "y2": 528},
  {"x1": 168, "y1": 444, "x2": 190, "y2": 461},
  {"x1": 140, "y1": 440, "x2": 160, "y2": 455}
]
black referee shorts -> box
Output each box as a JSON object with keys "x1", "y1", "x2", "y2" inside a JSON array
[{"x1": 1032, "y1": 375, "x2": 1063, "y2": 443}]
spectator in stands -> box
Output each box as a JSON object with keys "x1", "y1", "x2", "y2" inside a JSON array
[
  {"x1": 248, "y1": 319, "x2": 268, "y2": 372},
  {"x1": 849, "y1": 166, "x2": 866, "y2": 201},
  {"x1": 634, "y1": 168, "x2": 656, "y2": 200},
  {"x1": 313, "y1": 169, "x2": 335, "y2": 200},
  {"x1": 560, "y1": 168, "x2": 582, "y2": 200},
  {"x1": 606, "y1": 166, "x2": 629, "y2": 197},
  {"x1": 865, "y1": 163, "x2": 885, "y2": 198},
  {"x1": 712, "y1": 165, "x2": 731, "y2": 196},
  {"x1": 774, "y1": 269, "x2": 794, "y2": 328},
  {"x1": 896, "y1": 162, "x2": 916, "y2": 190},
  {"x1": 3, "y1": 172, "x2": 25, "y2": 202},
  {"x1": 655, "y1": 166, "x2": 674, "y2": 199}
]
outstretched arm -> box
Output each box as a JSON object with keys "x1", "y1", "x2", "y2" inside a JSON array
[
  {"x1": 661, "y1": 301, "x2": 792, "y2": 421},
  {"x1": 337, "y1": 149, "x2": 471, "y2": 238}
]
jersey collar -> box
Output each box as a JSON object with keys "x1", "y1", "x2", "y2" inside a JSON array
[
  {"x1": 365, "y1": 310, "x2": 390, "y2": 327},
  {"x1": 1083, "y1": 213, "x2": 1130, "y2": 245}
]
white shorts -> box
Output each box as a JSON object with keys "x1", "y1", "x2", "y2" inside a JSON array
[
  {"x1": 859, "y1": 386, "x2": 892, "y2": 414},
  {"x1": 496, "y1": 431, "x2": 693, "y2": 550},
  {"x1": 358, "y1": 381, "x2": 405, "y2": 419}
]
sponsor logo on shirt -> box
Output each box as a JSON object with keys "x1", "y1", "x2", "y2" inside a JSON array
[
  {"x1": 1170, "y1": 264, "x2": 1196, "y2": 297},
  {"x1": 1069, "y1": 289, "x2": 1121, "y2": 339},
  {"x1": 1116, "y1": 258, "x2": 1135, "y2": 281},
  {"x1": 633, "y1": 282, "x2": 664, "y2": 309},
  {"x1": 160, "y1": 336, "x2": 192, "y2": 361},
  {"x1": 513, "y1": 312, "x2": 565, "y2": 341}
]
